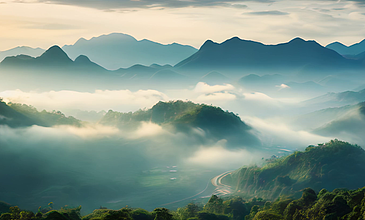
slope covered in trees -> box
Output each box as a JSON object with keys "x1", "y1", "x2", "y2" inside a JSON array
[
  {"x1": 0, "y1": 99, "x2": 81, "y2": 127},
  {"x1": 229, "y1": 140, "x2": 365, "y2": 200},
  {"x1": 99, "y1": 100, "x2": 260, "y2": 148},
  {"x1": 0, "y1": 99, "x2": 35, "y2": 127},
  {"x1": 8, "y1": 103, "x2": 81, "y2": 127}
]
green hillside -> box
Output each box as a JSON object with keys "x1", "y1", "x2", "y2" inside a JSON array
[
  {"x1": 8, "y1": 103, "x2": 81, "y2": 127},
  {"x1": 229, "y1": 140, "x2": 365, "y2": 200},
  {"x1": 99, "y1": 100, "x2": 260, "y2": 148},
  {"x1": 0, "y1": 99, "x2": 35, "y2": 127}
]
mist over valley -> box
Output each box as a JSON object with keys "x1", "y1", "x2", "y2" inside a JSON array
[{"x1": 2, "y1": 4, "x2": 365, "y2": 218}]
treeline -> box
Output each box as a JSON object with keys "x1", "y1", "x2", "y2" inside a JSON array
[
  {"x1": 0, "y1": 99, "x2": 81, "y2": 128},
  {"x1": 2, "y1": 186, "x2": 365, "y2": 220},
  {"x1": 8, "y1": 103, "x2": 81, "y2": 127}
]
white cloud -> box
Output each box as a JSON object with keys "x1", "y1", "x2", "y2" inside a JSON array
[
  {"x1": 241, "y1": 116, "x2": 330, "y2": 149},
  {"x1": 196, "y1": 92, "x2": 236, "y2": 102},
  {"x1": 276, "y1": 84, "x2": 290, "y2": 90},
  {"x1": 129, "y1": 121, "x2": 166, "y2": 139},
  {"x1": 194, "y1": 82, "x2": 235, "y2": 94},
  {"x1": 243, "y1": 92, "x2": 275, "y2": 102},
  {"x1": 0, "y1": 89, "x2": 168, "y2": 112},
  {"x1": 185, "y1": 140, "x2": 264, "y2": 168},
  {"x1": 57, "y1": 124, "x2": 119, "y2": 138}
]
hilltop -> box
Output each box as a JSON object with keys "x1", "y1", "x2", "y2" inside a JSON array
[{"x1": 99, "y1": 100, "x2": 261, "y2": 148}]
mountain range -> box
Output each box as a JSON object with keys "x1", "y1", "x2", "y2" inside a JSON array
[
  {"x1": 175, "y1": 37, "x2": 365, "y2": 79},
  {"x1": 0, "y1": 46, "x2": 44, "y2": 63},
  {"x1": 0, "y1": 44, "x2": 194, "y2": 91},
  {"x1": 2, "y1": 36, "x2": 365, "y2": 91},
  {"x1": 326, "y1": 39, "x2": 365, "y2": 56},
  {"x1": 0, "y1": 45, "x2": 122, "y2": 91},
  {"x1": 302, "y1": 88, "x2": 365, "y2": 109},
  {"x1": 62, "y1": 33, "x2": 198, "y2": 70}
]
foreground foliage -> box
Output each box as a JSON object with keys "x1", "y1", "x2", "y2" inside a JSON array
[{"x1": 3, "y1": 186, "x2": 365, "y2": 220}]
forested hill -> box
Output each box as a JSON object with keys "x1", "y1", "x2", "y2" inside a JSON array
[
  {"x1": 99, "y1": 100, "x2": 261, "y2": 148},
  {"x1": 0, "y1": 100, "x2": 81, "y2": 127},
  {"x1": 8, "y1": 103, "x2": 81, "y2": 127},
  {"x1": 229, "y1": 140, "x2": 365, "y2": 200},
  {"x1": 0, "y1": 100, "x2": 34, "y2": 127}
]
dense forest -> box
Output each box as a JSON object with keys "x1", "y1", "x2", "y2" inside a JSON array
[
  {"x1": 0, "y1": 99, "x2": 81, "y2": 127},
  {"x1": 2, "y1": 186, "x2": 365, "y2": 220}
]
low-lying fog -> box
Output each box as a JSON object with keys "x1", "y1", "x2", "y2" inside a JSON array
[{"x1": 0, "y1": 81, "x2": 361, "y2": 213}]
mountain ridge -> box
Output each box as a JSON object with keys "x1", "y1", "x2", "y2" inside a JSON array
[
  {"x1": 326, "y1": 39, "x2": 365, "y2": 55},
  {"x1": 62, "y1": 33, "x2": 198, "y2": 70},
  {"x1": 175, "y1": 36, "x2": 362, "y2": 78}
]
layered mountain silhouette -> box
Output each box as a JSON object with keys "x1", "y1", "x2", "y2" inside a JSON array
[
  {"x1": 1, "y1": 45, "x2": 105, "y2": 70},
  {"x1": 313, "y1": 102, "x2": 365, "y2": 144},
  {"x1": 2, "y1": 36, "x2": 365, "y2": 91},
  {"x1": 288, "y1": 103, "x2": 358, "y2": 131},
  {"x1": 0, "y1": 45, "x2": 196, "y2": 91},
  {"x1": 62, "y1": 33, "x2": 198, "y2": 70},
  {"x1": 238, "y1": 74, "x2": 326, "y2": 98},
  {"x1": 200, "y1": 71, "x2": 230, "y2": 84},
  {"x1": 326, "y1": 39, "x2": 365, "y2": 56},
  {"x1": 175, "y1": 37, "x2": 363, "y2": 78},
  {"x1": 0, "y1": 46, "x2": 44, "y2": 62},
  {"x1": 303, "y1": 88, "x2": 365, "y2": 109},
  {"x1": 0, "y1": 45, "x2": 119, "y2": 91}
]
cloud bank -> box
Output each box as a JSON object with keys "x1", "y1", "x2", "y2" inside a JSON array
[{"x1": 0, "y1": 89, "x2": 168, "y2": 112}]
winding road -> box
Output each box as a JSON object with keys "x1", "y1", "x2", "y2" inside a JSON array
[
  {"x1": 159, "y1": 171, "x2": 233, "y2": 206},
  {"x1": 211, "y1": 171, "x2": 233, "y2": 196}
]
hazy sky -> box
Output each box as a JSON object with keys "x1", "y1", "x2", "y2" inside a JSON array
[{"x1": 0, "y1": 0, "x2": 365, "y2": 50}]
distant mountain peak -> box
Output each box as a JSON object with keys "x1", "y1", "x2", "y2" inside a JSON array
[
  {"x1": 74, "y1": 37, "x2": 87, "y2": 45},
  {"x1": 75, "y1": 55, "x2": 91, "y2": 63},
  {"x1": 328, "y1": 41, "x2": 346, "y2": 47},
  {"x1": 289, "y1": 37, "x2": 306, "y2": 43},
  {"x1": 226, "y1": 36, "x2": 242, "y2": 42},
  {"x1": 38, "y1": 45, "x2": 72, "y2": 63},
  {"x1": 326, "y1": 38, "x2": 365, "y2": 55},
  {"x1": 93, "y1": 33, "x2": 137, "y2": 42},
  {"x1": 62, "y1": 33, "x2": 197, "y2": 69},
  {"x1": 200, "y1": 39, "x2": 218, "y2": 49}
]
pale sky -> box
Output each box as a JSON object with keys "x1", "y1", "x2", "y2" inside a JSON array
[{"x1": 0, "y1": 0, "x2": 365, "y2": 51}]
